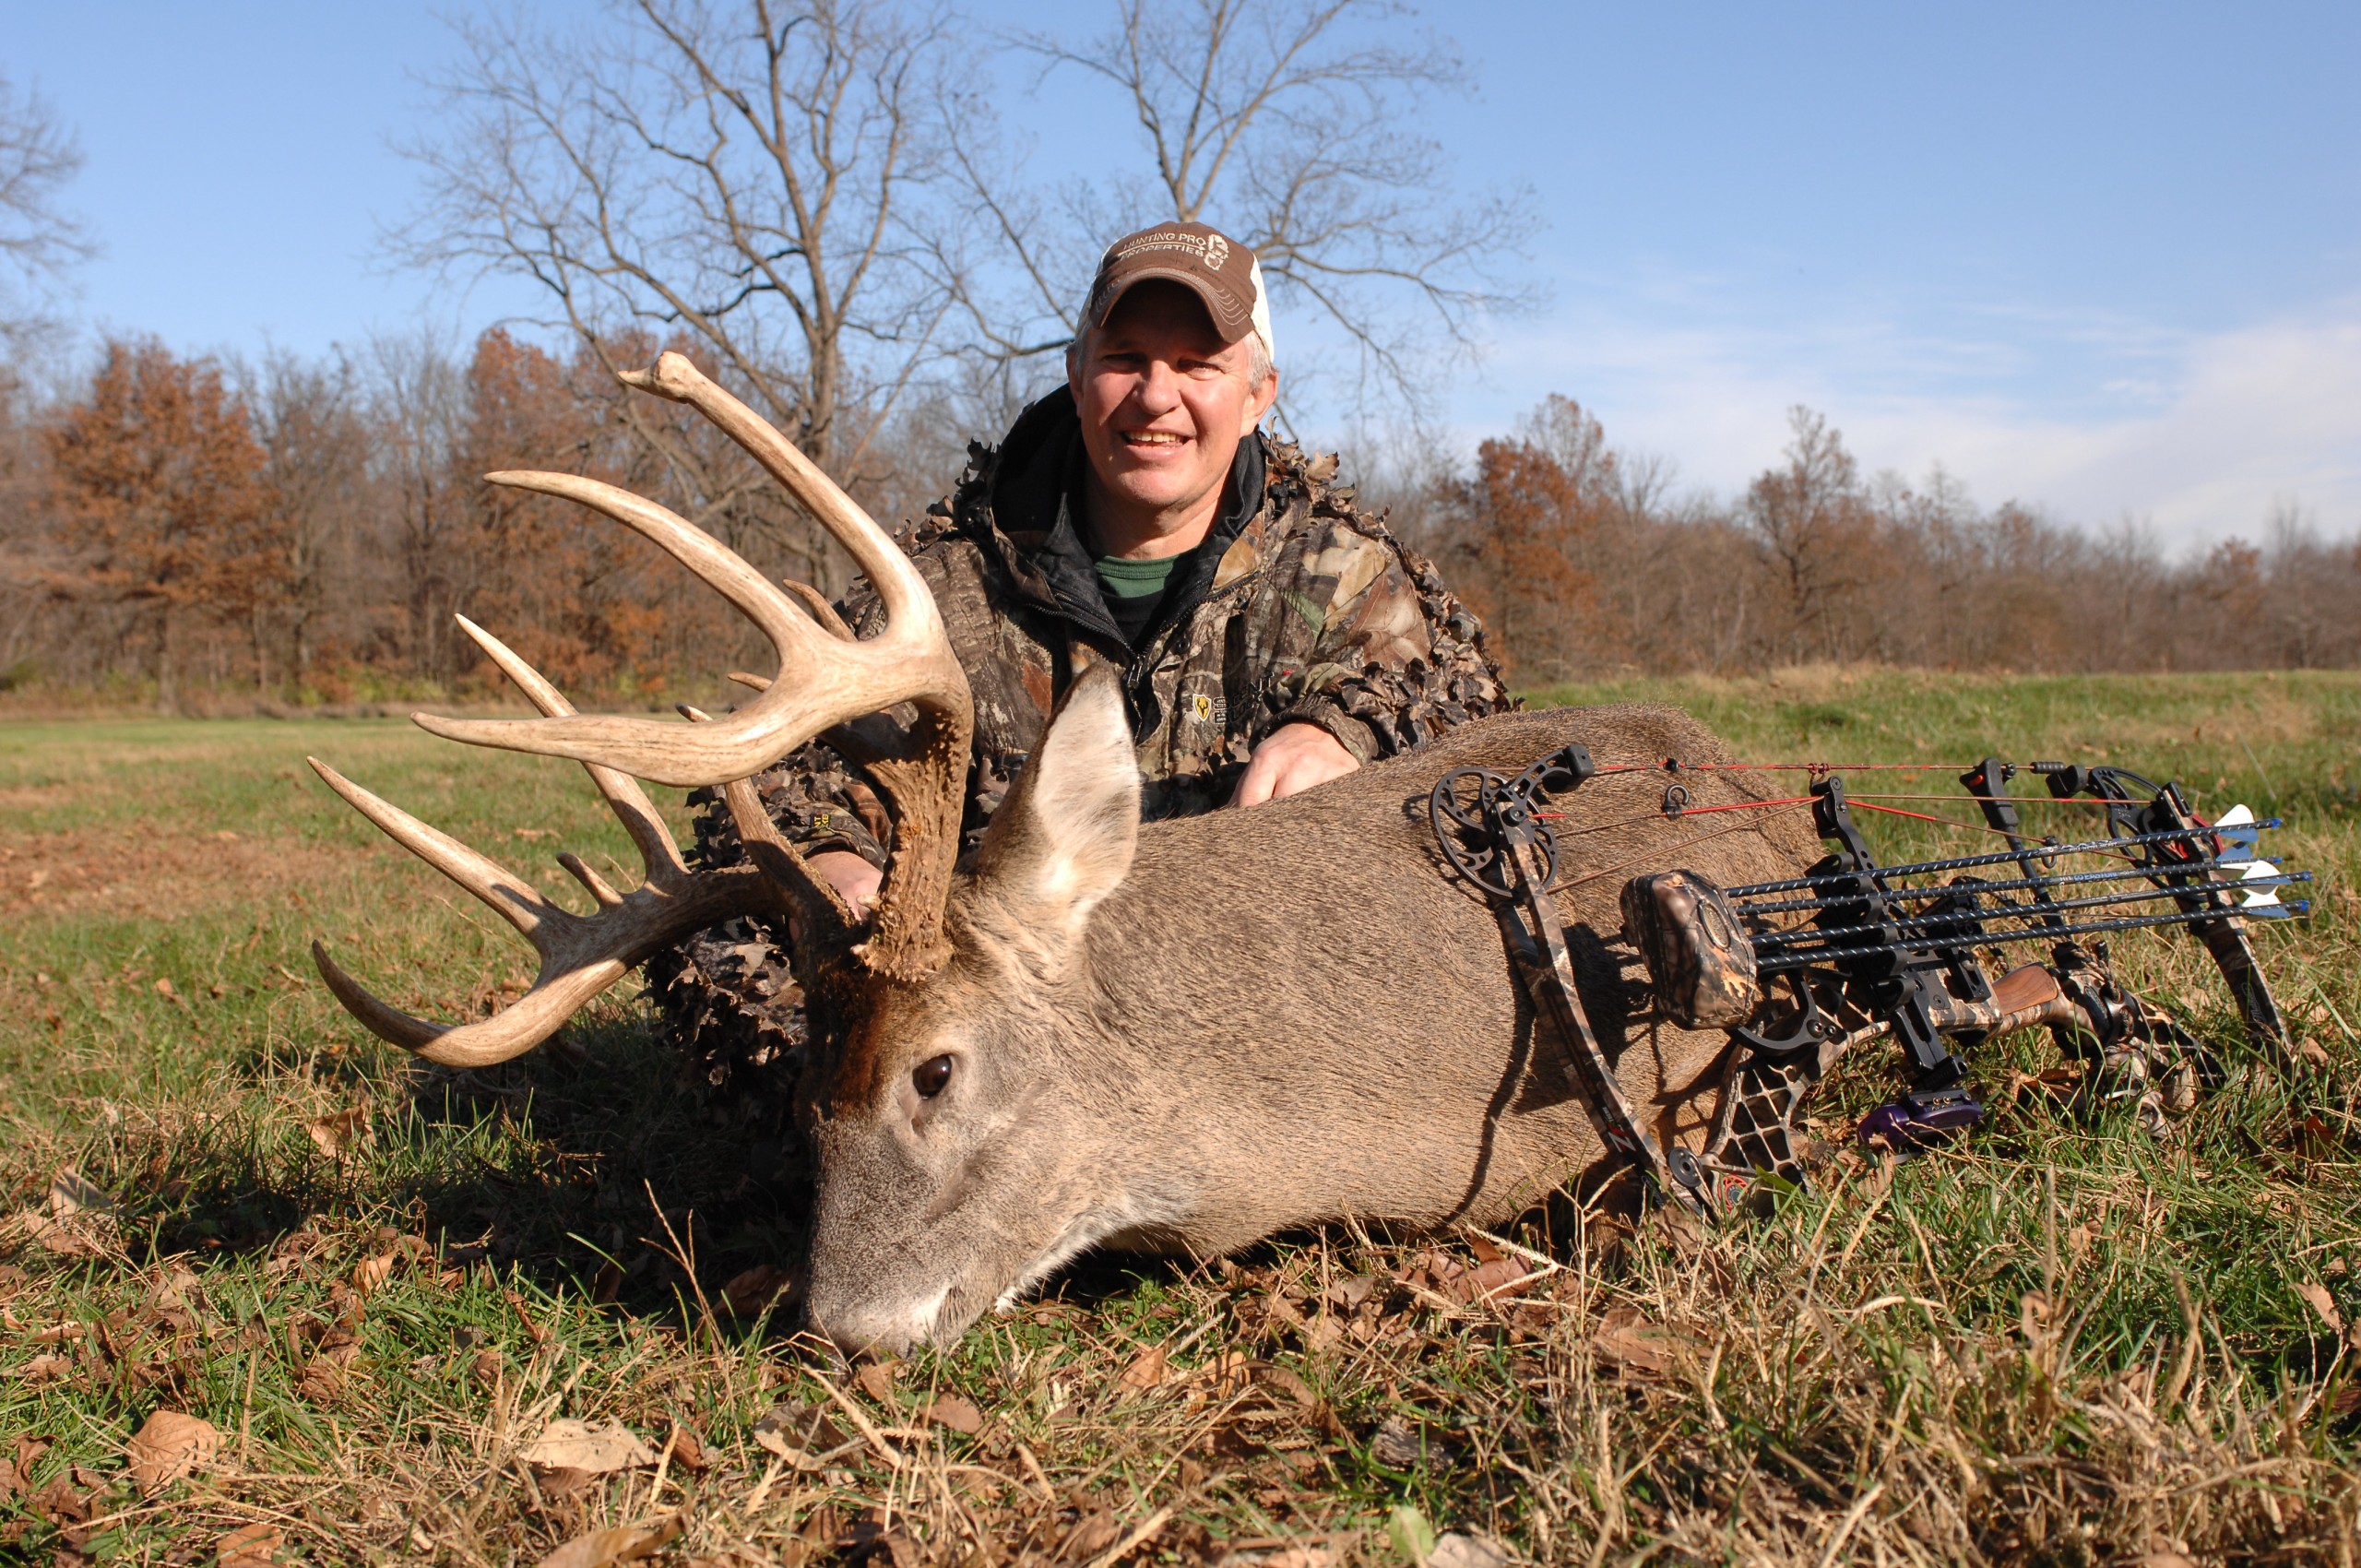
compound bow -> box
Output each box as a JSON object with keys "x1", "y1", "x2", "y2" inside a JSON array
[{"x1": 1430, "y1": 746, "x2": 2311, "y2": 1217}]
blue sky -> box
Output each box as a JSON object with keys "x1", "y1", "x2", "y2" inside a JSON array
[{"x1": 8, "y1": 1, "x2": 2357, "y2": 546}]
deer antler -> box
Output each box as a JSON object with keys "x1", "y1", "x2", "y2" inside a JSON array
[
  {"x1": 310, "y1": 350, "x2": 973, "y2": 1070},
  {"x1": 309, "y1": 616, "x2": 794, "y2": 1067},
  {"x1": 408, "y1": 351, "x2": 974, "y2": 979}
]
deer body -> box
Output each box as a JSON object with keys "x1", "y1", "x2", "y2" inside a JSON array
[
  {"x1": 306, "y1": 352, "x2": 1821, "y2": 1355},
  {"x1": 800, "y1": 694, "x2": 1819, "y2": 1349}
]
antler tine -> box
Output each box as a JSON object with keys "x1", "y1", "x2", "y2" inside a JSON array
[
  {"x1": 453, "y1": 613, "x2": 686, "y2": 877},
  {"x1": 620, "y1": 354, "x2": 940, "y2": 640},
  {"x1": 307, "y1": 746, "x2": 779, "y2": 1065},
  {"x1": 780, "y1": 577, "x2": 855, "y2": 640},
  {"x1": 672, "y1": 702, "x2": 856, "y2": 946},
  {"x1": 308, "y1": 758, "x2": 552, "y2": 939},
  {"x1": 311, "y1": 939, "x2": 637, "y2": 1069},
  {"x1": 416, "y1": 474, "x2": 867, "y2": 787}
]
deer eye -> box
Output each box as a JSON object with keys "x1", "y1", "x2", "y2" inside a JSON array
[{"x1": 912, "y1": 1054, "x2": 955, "y2": 1099}]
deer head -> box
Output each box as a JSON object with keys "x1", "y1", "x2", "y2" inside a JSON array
[
  {"x1": 310, "y1": 351, "x2": 1183, "y2": 1349},
  {"x1": 795, "y1": 665, "x2": 1155, "y2": 1349}
]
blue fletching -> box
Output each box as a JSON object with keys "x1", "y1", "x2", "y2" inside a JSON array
[{"x1": 2213, "y1": 803, "x2": 2262, "y2": 867}]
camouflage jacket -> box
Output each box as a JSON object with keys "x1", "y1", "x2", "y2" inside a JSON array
[{"x1": 715, "y1": 386, "x2": 1513, "y2": 870}]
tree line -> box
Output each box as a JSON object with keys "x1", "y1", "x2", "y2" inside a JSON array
[
  {"x1": 1396, "y1": 396, "x2": 2361, "y2": 684},
  {"x1": 4, "y1": 335, "x2": 2355, "y2": 707}
]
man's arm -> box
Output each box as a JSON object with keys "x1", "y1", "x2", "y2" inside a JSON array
[{"x1": 1259, "y1": 515, "x2": 1514, "y2": 768}]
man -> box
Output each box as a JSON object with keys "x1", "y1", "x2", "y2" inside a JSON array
[{"x1": 652, "y1": 221, "x2": 1511, "y2": 1087}]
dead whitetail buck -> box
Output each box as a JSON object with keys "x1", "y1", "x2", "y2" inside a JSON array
[{"x1": 311, "y1": 353, "x2": 2299, "y2": 1351}]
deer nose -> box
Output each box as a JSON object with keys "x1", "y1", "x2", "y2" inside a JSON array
[{"x1": 805, "y1": 1284, "x2": 947, "y2": 1357}]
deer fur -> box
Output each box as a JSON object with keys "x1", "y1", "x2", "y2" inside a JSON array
[{"x1": 799, "y1": 671, "x2": 1819, "y2": 1351}]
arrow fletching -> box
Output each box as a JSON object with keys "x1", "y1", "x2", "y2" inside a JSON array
[{"x1": 2213, "y1": 803, "x2": 2262, "y2": 869}]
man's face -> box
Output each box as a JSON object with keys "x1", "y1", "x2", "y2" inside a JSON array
[{"x1": 1068, "y1": 281, "x2": 1278, "y2": 537}]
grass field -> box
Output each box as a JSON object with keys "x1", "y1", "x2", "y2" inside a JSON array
[{"x1": 2, "y1": 668, "x2": 2356, "y2": 1566}]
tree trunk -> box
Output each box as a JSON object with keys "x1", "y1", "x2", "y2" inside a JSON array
[{"x1": 156, "y1": 604, "x2": 176, "y2": 712}]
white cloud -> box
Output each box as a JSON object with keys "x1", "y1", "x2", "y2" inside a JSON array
[{"x1": 1453, "y1": 291, "x2": 2361, "y2": 551}]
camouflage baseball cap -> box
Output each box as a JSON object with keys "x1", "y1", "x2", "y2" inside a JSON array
[{"x1": 1082, "y1": 220, "x2": 1275, "y2": 364}]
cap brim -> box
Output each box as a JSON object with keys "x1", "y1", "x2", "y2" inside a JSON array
[{"x1": 1094, "y1": 267, "x2": 1254, "y2": 343}]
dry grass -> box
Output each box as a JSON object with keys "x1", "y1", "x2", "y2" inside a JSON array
[{"x1": 2, "y1": 672, "x2": 2356, "y2": 1566}]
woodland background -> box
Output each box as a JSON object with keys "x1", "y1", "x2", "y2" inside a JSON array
[{"x1": 4, "y1": 2, "x2": 2359, "y2": 709}]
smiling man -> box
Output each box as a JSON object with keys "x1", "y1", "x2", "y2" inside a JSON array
[{"x1": 655, "y1": 222, "x2": 1511, "y2": 1083}]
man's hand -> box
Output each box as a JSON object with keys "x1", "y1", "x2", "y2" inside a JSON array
[
  {"x1": 789, "y1": 849, "x2": 884, "y2": 941},
  {"x1": 1230, "y1": 721, "x2": 1359, "y2": 808}
]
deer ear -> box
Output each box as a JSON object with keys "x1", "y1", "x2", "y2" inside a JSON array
[{"x1": 969, "y1": 664, "x2": 1140, "y2": 943}]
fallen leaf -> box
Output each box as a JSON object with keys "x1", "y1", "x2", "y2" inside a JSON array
[
  {"x1": 1592, "y1": 1304, "x2": 1691, "y2": 1379},
  {"x1": 1327, "y1": 1275, "x2": 1378, "y2": 1310},
  {"x1": 351, "y1": 1253, "x2": 396, "y2": 1296},
  {"x1": 2296, "y1": 1281, "x2": 2344, "y2": 1336},
  {"x1": 1453, "y1": 1256, "x2": 1527, "y2": 1303},
  {"x1": 1371, "y1": 1416, "x2": 1427, "y2": 1471},
  {"x1": 1119, "y1": 1343, "x2": 1169, "y2": 1390},
  {"x1": 752, "y1": 1402, "x2": 846, "y2": 1467},
  {"x1": 2, "y1": 1212, "x2": 103, "y2": 1257},
  {"x1": 306, "y1": 1107, "x2": 368, "y2": 1158},
  {"x1": 1386, "y1": 1503, "x2": 1437, "y2": 1562},
  {"x1": 18, "y1": 1352, "x2": 73, "y2": 1384},
  {"x1": 923, "y1": 1395, "x2": 984, "y2": 1435},
  {"x1": 531, "y1": 1517, "x2": 682, "y2": 1568},
  {"x1": 217, "y1": 1521, "x2": 283, "y2": 1567},
  {"x1": 519, "y1": 1419, "x2": 657, "y2": 1475},
  {"x1": 721, "y1": 1265, "x2": 791, "y2": 1317},
  {"x1": 1257, "y1": 1363, "x2": 1318, "y2": 1408},
  {"x1": 1261, "y1": 1551, "x2": 1332, "y2": 1568},
  {"x1": 30, "y1": 1469, "x2": 90, "y2": 1526},
  {"x1": 664, "y1": 1423, "x2": 709, "y2": 1472},
  {"x1": 1197, "y1": 1349, "x2": 1252, "y2": 1396},
  {"x1": 1059, "y1": 1509, "x2": 1121, "y2": 1562},
  {"x1": 1430, "y1": 1532, "x2": 1512, "y2": 1568},
  {"x1": 296, "y1": 1357, "x2": 346, "y2": 1402},
  {"x1": 127, "y1": 1409, "x2": 220, "y2": 1491},
  {"x1": 536, "y1": 1467, "x2": 599, "y2": 1501},
  {"x1": 854, "y1": 1360, "x2": 900, "y2": 1402}
]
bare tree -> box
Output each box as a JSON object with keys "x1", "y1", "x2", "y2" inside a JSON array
[
  {"x1": 0, "y1": 72, "x2": 97, "y2": 363},
  {"x1": 985, "y1": 0, "x2": 1536, "y2": 422},
  {"x1": 1742, "y1": 406, "x2": 1880, "y2": 663},
  {"x1": 365, "y1": 331, "x2": 479, "y2": 681},
  {"x1": 394, "y1": 0, "x2": 973, "y2": 588},
  {"x1": 247, "y1": 349, "x2": 371, "y2": 684}
]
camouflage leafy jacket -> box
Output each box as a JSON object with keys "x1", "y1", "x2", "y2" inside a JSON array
[{"x1": 652, "y1": 389, "x2": 1512, "y2": 1087}]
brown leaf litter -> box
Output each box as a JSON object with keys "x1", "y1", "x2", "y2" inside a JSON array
[{"x1": 125, "y1": 1408, "x2": 219, "y2": 1492}]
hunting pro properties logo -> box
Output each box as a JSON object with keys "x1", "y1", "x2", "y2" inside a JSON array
[{"x1": 1116, "y1": 229, "x2": 1228, "y2": 272}]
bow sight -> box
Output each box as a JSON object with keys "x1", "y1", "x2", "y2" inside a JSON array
[{"x1": 1430, "y1": 749, "x2": 2312, "y2": 1217}]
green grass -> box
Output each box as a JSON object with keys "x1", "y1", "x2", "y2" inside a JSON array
[{"x1": 2, "y1": 671, "x2": 2356, "y2": 1564}]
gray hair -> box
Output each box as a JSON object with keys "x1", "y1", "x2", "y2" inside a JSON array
[{"x1": 1244, "y1": 332, "x2": 1273, "y2": 392}]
